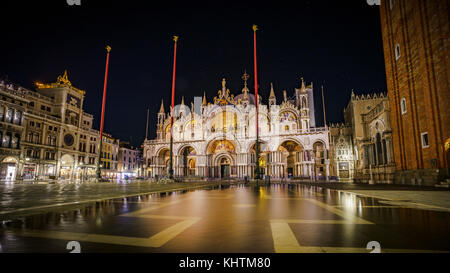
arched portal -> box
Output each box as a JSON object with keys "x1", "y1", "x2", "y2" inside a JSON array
[
  {"x1": 179, "y1": 146, "x2": 197, "y2": 176},
  {"x1": 206, "y1": 140, "x2": 237, "y2": 178},
  {"x1": 60, "y1": 154, "x2": 74, "y2": 180},
  {"x1": 157, "y1": 148, "x2": 170, "y2": 176},
  {"x1": 217, "y1": 156, "x2": 231, "y2": 178},
  {"x1": 250, "y1": 142, "x2": 268, "y2": 176},
  {"x1": 0, "y1": 156, "x2": 18, "y2": 181},
  {"x1": 278, "y1": 140, "x2": 304, "y2": 178}
]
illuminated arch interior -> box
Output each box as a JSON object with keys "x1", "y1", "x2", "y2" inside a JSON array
[{"x1": 207, "y1": 140, "x2": 236, "y2": 154}]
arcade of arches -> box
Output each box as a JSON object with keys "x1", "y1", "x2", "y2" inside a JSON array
[{"x1": 147, "y1": 139, "x2": 330, "y2": 179}]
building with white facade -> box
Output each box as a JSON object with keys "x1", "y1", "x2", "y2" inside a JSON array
[
  {"x1": 118, "y1": 142, "x2": 142, "y2": 179},
  {"x1": 143, "y1": 74, "x2": 330, "y2": 180}
]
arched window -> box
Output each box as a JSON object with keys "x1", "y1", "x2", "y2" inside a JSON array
[
  {"x1": 400, "y1": 98, "x2": 407, "y2": 114},
  {"x1": 0, "y1": 106, "x2": 4, "y2": 121},
  {"x1": 395, "y1": 43, "x2": 401, "y2": 60},
  {"x1": 14, "y1": 110, "x2": 22, "y2": 125},
  {"x1": 302, "y1": 97, "x2": 307, "y2": 108},
  {"x1": 3, "y1": 133, "x2": 11, "y2": 148},
  {"x1": 11, "y1": 134, "x2": 18, "y2": 149},
  {"x1": 34, "y1": 133, "x2": 40, "y2": 144},
  {"x1": 5, "y1": 109, "x2": 13, "y2": 123}
]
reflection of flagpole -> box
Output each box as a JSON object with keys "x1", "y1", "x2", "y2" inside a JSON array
[
  {"x1": 168, "y1": 36, "x2": 178, "y2": 180},
  {"x1": 253, "y1": 24, "x2": 261, "y2": 180},
  {"x1": 97, "y1": 45, "x2": 111, "y2": 180}
]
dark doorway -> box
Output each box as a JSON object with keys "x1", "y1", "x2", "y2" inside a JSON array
[
  {"x1": 221, "y1": 164, "x2": 230, "y2": 178},
  {"x1": 287, "y1": 167, "x2": 293, "y2": 176}
]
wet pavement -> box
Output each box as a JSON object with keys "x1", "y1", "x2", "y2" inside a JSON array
[
  {"x1": 0, "y1": 184, "x2": 449, "y2": 253},
  {"x1": 0, "y1": 181, "x2": 218, "y2": 218}
]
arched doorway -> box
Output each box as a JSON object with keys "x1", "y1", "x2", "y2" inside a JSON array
[
  {"x1": 0, "y1": 156, "x2": 18, "y2": 181},
  {"x1": 278, "y1": 140, "x2": 304, "y2": 178},
  {"x1": 206, "y1": 140, "x2": 237, "y2": 178},
  {"x1": 60, "y1": 154, "x2": 74, "y2": 180},
  {"x1": 180, "y1": 146, "x2": 196, "y2": 176},
  {"x1": 157, "y1": 148, "x2": 170, "y2": 176},
  {"x1": 250, "y1": 142, "x2": 268, "y2": 176},
  {"x1": 219, "y1": 156, "x2": 231, "y2": 178}
]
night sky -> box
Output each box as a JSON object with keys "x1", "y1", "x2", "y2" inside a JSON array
[{"x1": 1, "y1": 0, "x2": 387, "y2": 147}]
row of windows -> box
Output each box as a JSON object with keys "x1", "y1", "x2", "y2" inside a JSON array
[
  {"x1": 28, "y1": 101, "x2": 51, "y2": 113},
  {"x1": 40, "y1": 105, "x2": 51, "y2": 112},
  {"x1": 0, "y1": 132, "x2": 20, "y2": 149},
  {"x1": 101, "y1": 152, "x2": 118, "y2": 160},
  {"x1": 0, "y1": 107, "x2": 23, "y2": 126},
  {"x1": 25, "y1": 149, "x2": 56, "y2": 160},
  {"x1": 122, "y1": 164, "x2": 136, "y2": 171},
  {"x1": 1, "y1": 96, "x2": 24, "y2": 106},
  {"x1": 123, "y1": 156, "x2": 136, "y2": 163},
  {"x1": 100, "y1": 161, "x2": 117, "y2": 170}
]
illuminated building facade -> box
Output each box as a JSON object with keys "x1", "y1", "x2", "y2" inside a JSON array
[
  {"x1": 143, "y1": 75, "x2": 330, "y2": 180},
  {"x1": 0, "y1": 81, "x2": 27, "y2": 181},
  {"x1": 329, "y1": 123, "x2": 354, "y2": 182},
  {"x1": 118, "y1": 142, "x2": 142, "y2": 179},
  {"x1": 332, "y1": 91, "x2": 395, "y2": 184},
  {"x1": 380, "y1": 0, "x2": 449, "y2": 185},
  {"x1": 100, "y1": 133, "x2": 119, "y2": 179},
  {"x1": 0, "y1": 72, "x2": 106, "y2": 181},
  {"x1": 32, "y1": 71, "x2": 101, "y2": 181}
]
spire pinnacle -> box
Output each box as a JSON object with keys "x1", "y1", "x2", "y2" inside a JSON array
[
  {"x1": 241, "y1": 71, "x2": 250, "y2": 95},
  {"x1": 269, "y1": 82, "x2": 275, "y2": 98},
  {"x1": 222, "y1": 78, "x2": 226, "y2": 92},
  {"x1": 300, "y1": 76, "x2": 306, "y2": 91},
  {"x1": 203, "y1": 92, "x2": 207, "y2": 105},
  {"x1": 181, "y1": 96, "x2": 185, "y2": 105},
  {"x1": 159, "y1": 99, "x2": 164, "y2": 113}
]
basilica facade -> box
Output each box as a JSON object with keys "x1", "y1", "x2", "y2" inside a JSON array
[{"x1": 143, "y1": 74, "x2": 330, "y2": 180}]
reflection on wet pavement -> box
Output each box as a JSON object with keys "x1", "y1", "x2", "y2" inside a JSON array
[{"x1": 0, "y1": 184, "x2": 449, "y2": 253}]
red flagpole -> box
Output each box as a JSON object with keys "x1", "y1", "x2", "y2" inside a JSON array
[
  {"x1": 253, "y1": 25, "x2": 261, "y2": 180},
  {"x1": 97, "y1": 45, "x2": 111, "y2": 179},
  {"x1": 169, "y1": 36, "x2": 178, "y2": 179},
  {"x1": 171, "y1": 36, "x2": 178, "y2": 118},
  {"x1": 253, "y1": 25, "x2": 259, "y2": 138}
]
